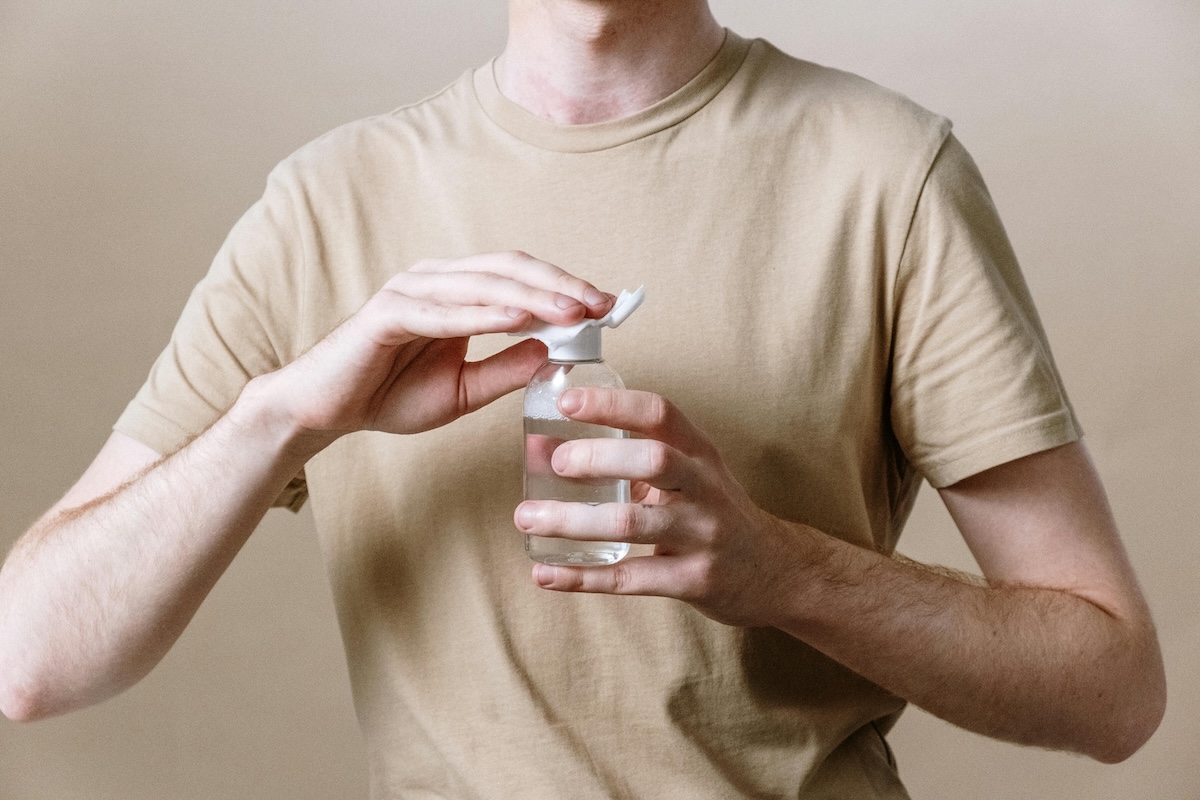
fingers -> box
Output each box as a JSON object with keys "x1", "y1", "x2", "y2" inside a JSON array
[
  {"x1": 544, "y1": 392, "x2": 712, "y2": 495},
  {"x1": 515, "y1": 499, "x2": 679, "y2": 547},
  {"x1": 384, "y1": 269, "x2": 595, "y2": 329},
  {"x1": 530, "y1": 556, "x2": 701, "y2": 599},
  {"x1": 364, "y1": 251, "x2": 616, "y2": 345},
  {"x1": 354, "y1": 292, "x2": 533, "y2": 344},
  {"x1": 550, "y1": 438, "x2": 698, "y2": 494},
  {"x1": 406, "y1": 251, "x2": 613, "y2": 318},
  {"x1": 557, "y1": 389, "x2": 713, "y2": 457}
]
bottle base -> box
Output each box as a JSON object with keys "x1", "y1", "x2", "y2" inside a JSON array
[{"x1": 525, "y1": 538, "x2": 630, "y2": 566}]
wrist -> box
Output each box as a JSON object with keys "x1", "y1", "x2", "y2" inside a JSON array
[
  {"x1": 227, "y1": 373, "x2": 337, "y2": 465},
  {"x1": 757, "y1": 514, "x2": 836, "y2": 631}
]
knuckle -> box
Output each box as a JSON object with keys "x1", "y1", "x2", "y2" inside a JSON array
[
  {"x1": 554, "y1": 271, "x2": 581, "y2": 292},
  {"x1": 610, "y1": 563, "x2": 634, "y2": 594},
  {"x1": 420, "y1": 299, "x2": 451, "y2": 318},
  {"x1": 692, "y1": 557, "x2": 719, "y2": 596},
  {"x1": 647, "y1": 394, "x2": 672, "y2": 430},
  {"x1": 675, "y1": 559, "x2": 710, "y2": 603},
  {"x1": 591, "y1": 387, "x2": 617, "y2": 415},
  {"x1": 504, "y1": 250, "x2": 533, "y2": 267},
  {"x1": 642, "y1": 441, "x2": 670, "y2": 476},
  {"x1": 583, "y1": 444, "x2": 608, "y2": 475},
  {"x1": 614, "y1": 504, "x2": 641, "y2": 541},
  {"x1": 695, "y1": 515, "x2": 721, "y2": 546}
]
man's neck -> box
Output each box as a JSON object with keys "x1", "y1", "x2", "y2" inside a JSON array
[{"x1": 496, "y1": 0, "x2": 725, "y2": 125}]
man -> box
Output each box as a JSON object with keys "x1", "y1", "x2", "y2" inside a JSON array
[{"x1": 0, "y1": 1, "x2": 1165, "y2": 797}]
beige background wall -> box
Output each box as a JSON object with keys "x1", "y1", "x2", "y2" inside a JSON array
[{"x1": 1, "y1": 1, "x2": 1196, "y2": 797}]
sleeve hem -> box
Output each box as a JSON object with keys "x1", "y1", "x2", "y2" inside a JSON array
[
  {"x1": 919, "y1": 409, "x2": 1083, "y2": 488},
  {"x1": 113, "y1": 401, "x2": 194, "y2": 458}
]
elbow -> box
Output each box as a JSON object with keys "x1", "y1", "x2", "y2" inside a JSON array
[
  {"x1": 2, "y1": 699, "x2": 43, "y2": 724},
  {"x1": 0, "y1": 679, "x2": 53, "y2": 724},
  {"x1": 1089, "y1": 709, "x2": 1164, "y2": 765},
  {"x1": 0, "y1": 646, "x2": 63, "y2": 723},
  {"x1": 0, "y1": 639, "x2": 52, "y2": 722},
  {"x1": 0, "y1": 653, "x2": 112, "y2": 723},
  {"x1": 0, "y1": 641, "x2": 149, "y2": 723},
  {"x1": 0, "y1": 646, "x2": 67, "y2": 723},
  {"x1": 1086, "y1": 642, "x2": 1167, "y2": 764},
  {"x1": 1091, "y1": 687, "x2": 1166, "y2": 764}
]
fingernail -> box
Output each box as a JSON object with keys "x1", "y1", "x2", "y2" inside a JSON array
[
  {"x1": 584, "y1": 288, "x2": 606, "y2": 306},
  {"x1": 506, "y1": 306, "x2": 526, "y2": 319},
  {"x1": 515, "y1": 503, "x2": 537, "y2": 530},
  {"x1": 559, "y1": 389, "x2": 583, "y2": 415},
  {"x1": 554, "y1": 294, "x2": 579, "y2": 309}
]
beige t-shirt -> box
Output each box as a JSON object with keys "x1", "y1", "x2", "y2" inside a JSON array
[{"x1": 116, "y1": 32, "x2": 1079, "y2": 800}]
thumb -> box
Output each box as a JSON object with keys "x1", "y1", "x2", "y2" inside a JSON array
[{"x1": 458, "y1": 338, "x2": 547, "y2": 415}]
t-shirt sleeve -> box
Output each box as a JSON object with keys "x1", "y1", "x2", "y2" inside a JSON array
[
  {"x1": 113, "y1": 163, "x2": 309, "y2": 510},
  {"x1": 890, "y1": 133, "x2": 1081, "y2": 488}
]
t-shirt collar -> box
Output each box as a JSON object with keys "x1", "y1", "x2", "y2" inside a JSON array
[{"x1": 472, "y1": 29, "x2": 750, "y2": 153}]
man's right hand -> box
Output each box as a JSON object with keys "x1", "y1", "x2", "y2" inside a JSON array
[
  {"x1": 254, "y1": 251, "x2": 613, "y2": 452},
  {"x1": 0, "y1": 251, "x2": 611, "y2": 722}
]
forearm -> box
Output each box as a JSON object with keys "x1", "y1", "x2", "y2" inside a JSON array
[
  {"x1": 0, "y1": 376, "x2": 319, "y2": 721},
  {"x1": 520, "y1": 394, "x2": 1165, "y2": 761},
  {"x1": 770, "y1": 525, "x2": 1164, "y2": 762},
  {"x1": 0, "y1": 256, "x2": 609, "y2": 723}
]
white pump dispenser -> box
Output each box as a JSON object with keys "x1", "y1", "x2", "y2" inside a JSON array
[
  {"x1": 519, "y1": 286, "x2": 646, "y2": 361},
  {"x1": 517, "y1": 287, "x2": 645, "y2": 565}
]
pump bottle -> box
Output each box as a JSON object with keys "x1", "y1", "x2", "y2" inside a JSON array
[{"x1": 517, "y1": 287, "x2": 646, "y2": 565}]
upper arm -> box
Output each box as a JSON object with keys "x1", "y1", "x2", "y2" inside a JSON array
[
  {"x1": 937, "y1": 440, "x2": 1148, "y2": 621},
  {"x1": 51, "y1": 431, "x2": 163, "y2": 517}
]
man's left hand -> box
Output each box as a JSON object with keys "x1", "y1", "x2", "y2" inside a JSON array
[{"x1": 514, "y1": 387, "x2": 804, "y2": 627}]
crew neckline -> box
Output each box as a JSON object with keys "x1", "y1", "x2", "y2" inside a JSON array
[{"x1": 472, "y1": 30, "x2": 751, "y2": 153}]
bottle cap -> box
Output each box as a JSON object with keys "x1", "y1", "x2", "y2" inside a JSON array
[{"x1": 513, "y1": 286, "x2": 645, "y2": 361}]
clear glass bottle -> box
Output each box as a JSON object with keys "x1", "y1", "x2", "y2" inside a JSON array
[
  {"x1": 523, "y1": 357, "x2": 631, "y2": 565},
  {"x1": 516, "y1": 287, "x2": 645, "y2": 566}
]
